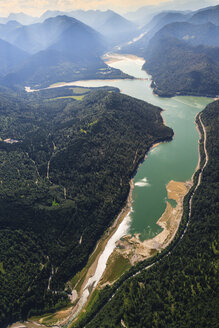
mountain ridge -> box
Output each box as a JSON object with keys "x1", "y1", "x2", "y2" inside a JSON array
[{"x1": 0, "y1": 38, "x2": 29, "y2": 76}]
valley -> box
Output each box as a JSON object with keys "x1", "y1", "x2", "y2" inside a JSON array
[
  {"x1": 121, "y1": 5, "x2": 219, "y2": 98},
  {"x1": 16, "y1": 54, "x2": 213, "y2": 327},
  {"x1": 0, "y1": 3, "x2": 218, "y2": 328},
  {"x1": 0, "y1": 75, "x2": 172, "y2": 327}
]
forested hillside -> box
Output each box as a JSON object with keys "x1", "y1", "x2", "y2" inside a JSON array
[
  {"x1": 142, "y1": 21, "x2": 219, "y2": 97},
  {"x1": 1, "y1": 3, "x2": 218, "y2": 328},
  {"x1": 72, "y1": 101, "x2": 219, "y2": 328},
  {"x1": 143, "y1": 34, "x2": 219, "y2": 97},
  {"x1": 121, "y1": 4, "x2": 219, "y2": 97},
  {"x1": 189, "y1": 4, "x2": 219, "y2": 25},
  {"x1": 0, "y1": 87, "x2": 173, "y2": 327}
]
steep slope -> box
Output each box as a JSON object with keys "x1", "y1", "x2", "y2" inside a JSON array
[
  {"x1": 2, "y1": 16, "x2": 119, "y2": 87},
  {"x1": 142, "y1": 11, "x2": 190, "y2": 37},
  {"x1": 121, "y1": 11, "x2": 190, "y2": 56},
  {"x1": 48, "y1": 19, "x2": 105, "y2": 57},
  {"x1": 142, "y1": 22, "x2": 219, "y2": 97},
  {"x1": 39, "y1": 9, "x2": 138, "y2": 46},
  {"x1": 2, "y1": 15, "x2": 96, "y2": 54},
  {"x1": 155, "y1": 21, "x2": 219, "y2": 47},
  {"x1": 68, "y1": 9, "x2": 137, "y2": 37},
  {"x1": 0, "y1": 88, "x2": 173, "y2": 327},
  {"x1": 124, "y1": 1, "x2": 216, "y2": 26},
  {"x1": 120, "y1": 4, "x2": 219, "y2": 98},
  {"x1": 121, "y1": 14, "x2": 219, "y2": 97},
  {"x1": 94, "y1": 10, "x2": 137, "y2": 45},
  {"x1": 121, "y1": 4, "x2": 219, "y2": 55},
  {"x1": 0, "y1": 20, "x2": 22, "y2": 41},
  {"x1": 0, "y1": 38, "x2": 29, "y2": 76},
  {"x1": 189, "y1": 4, "x2": 219, "y2": 25}
]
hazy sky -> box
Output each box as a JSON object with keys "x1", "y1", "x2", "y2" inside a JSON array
[{"x1": 0, "y1": 0, "x2": 218, "y2": 17}]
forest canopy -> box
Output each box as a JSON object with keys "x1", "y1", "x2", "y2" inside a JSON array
[
  {"x1": 0, "y1": 86, "x2": 173, "y2": 326},
  {"x1": 72, "y1": 100, "x2": 219, "y2": 328}
]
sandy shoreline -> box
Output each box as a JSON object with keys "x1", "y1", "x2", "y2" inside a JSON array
[
  {"x1": 34, "y1": 140, "x2": 166, "y2": 325},
  {"x1": 33, "y1": 180, "x2": 135, "y2": 327},
  {"x1": 18, "y1": 53, "x2": 151, "y2": 327},
  {"x1": 99, "y1": 108, "x2": 204, "y2": 271},
  {"x1": 15, "y1": 53, "x2": 206, "y2": 328},
  {"x1": 65, "y1": 141, "x2": 172, "y2": 321},
  {"x1": 105, "y1": 179, "x2": 192, "y2": 267},
  {"x1": 103, "y1": 53, "x2": 145, "y2": 65},
  {"x1": 78, "y1": 179, "x2": 134, "y2": 293}
]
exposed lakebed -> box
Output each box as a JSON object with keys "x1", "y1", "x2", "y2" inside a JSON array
[
  {"x1": 24, "y1": 54, "x2": 213, "y2": 326},
  {"x1": 52, "y1": 54, "x2": 212, "y2": 240}
]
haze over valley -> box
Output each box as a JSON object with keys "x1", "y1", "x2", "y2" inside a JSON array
[{"x1": 0, "y1": 1, "x2": 218, "y2": 328}]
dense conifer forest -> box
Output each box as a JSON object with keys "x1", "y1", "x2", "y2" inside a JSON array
[
  {"x1": 0, "y1": 4, "x2": 218, "y2": 328},
  {"x1": 0, "y1": 86, "x2": 173, "y2": 327},
  {"x1": 121, "y1": 5, "x2": 219, "y2": 98},
  {"x1": 143, "y1": 36, "x2": 219, "y2": 97}
]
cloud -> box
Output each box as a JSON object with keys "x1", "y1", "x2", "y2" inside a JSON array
[
  {"x1": 0, "y1": 0, "x2": 167, "y2": 16},
  {"x1": 0, "y1": 0, "x2": 217, "y2": 16}
]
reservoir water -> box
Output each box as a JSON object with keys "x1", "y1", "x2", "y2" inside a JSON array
[
  {"x1": 55, "y1": 54, "x2": 212, "y2": 240},
  {"x1": 21, "y1": 54, "x2": 214, "y2": 325}
]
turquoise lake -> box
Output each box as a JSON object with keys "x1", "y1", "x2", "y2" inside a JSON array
[{"x1": 49, "y1": 54, "x2": 213, "y2": 240}]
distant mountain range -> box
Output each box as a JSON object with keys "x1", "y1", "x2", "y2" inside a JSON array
[
  {"x1": 66, "y1": 10, "x2": 138, "y2": 45},
  {"x1": 123, "y1": 4, "x2": 219, "y2": 52},
  {"x1": 0, "y1": 12, "x2": 37, "y2": 25},
  {"x1": 188, "y1": 4, "x2": 219, "y2": 25},
  {"x1": 1, "y1": 4, "x2": 219, "y2": 94},
  {"x1": 0, "y1": 15, "x2": 88, "y2": 54},
  {"x1": 0, "y1": 9, "x2": 138, "y2": 46},
  {"x1": 0, "y1": 15, "x2": 129, "y2": 87},
  {"x1": 0, "y1": 39, "x2": 29, "y2": 77},
  {"x1": 0, "y1": 10, "x2": 138, "y2": 88},
  {"x1": 121, "y1": 4, "x2": 219, "y2": 97},
  {"x1": 124, "y1": 0, "x2": 217, "y2": 26},
  {"x1": 41, "y1": 9, "x2": 138, "y2": 46}
]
